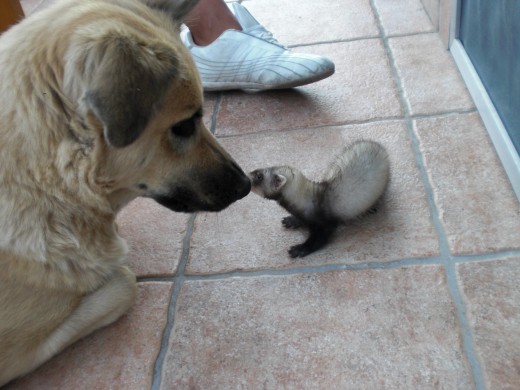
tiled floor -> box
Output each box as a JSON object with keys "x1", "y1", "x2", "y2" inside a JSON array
[{"x1": 8, "y1": 0, "x2": 520, "y2": 389}]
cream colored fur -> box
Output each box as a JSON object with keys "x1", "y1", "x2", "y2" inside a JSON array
[
  {"x1": 278, "y1": 169, "x2": 317, "y2": 220},
  {"x1": 0, "y1": 0, "x2": 249, "y2": 385},
  {"x1": 324, "y1": 140, "x2": 390, "y2": 219},
  {"x1": 251, "y1": 140, "x2": 390, "y2": 222}
]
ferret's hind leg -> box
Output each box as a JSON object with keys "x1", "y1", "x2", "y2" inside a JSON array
[
  {"x1": 282, "y1": 215, "x2": 305, "y2": 229},
  {"x1": 288, "y1": 225, "x2": 335, "y2": 258}
]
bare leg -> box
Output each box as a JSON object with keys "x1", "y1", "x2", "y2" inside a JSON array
[
  {"x1": 180, "y1": 0, "x2": 335, "y2": 91},
  {"x1": 184, "y1": 0, "x2": 242, "y2": 46}
]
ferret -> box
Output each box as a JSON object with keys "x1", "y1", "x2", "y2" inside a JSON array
[{"x1": 249, "y1": 140, "x2": 390, "y2": 258}]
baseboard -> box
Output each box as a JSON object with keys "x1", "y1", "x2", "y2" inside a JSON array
[{"x1": 450, "y1": 39, "x2": 520, "y2": 200}]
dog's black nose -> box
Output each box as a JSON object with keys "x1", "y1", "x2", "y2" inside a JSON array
[
  {"x1": 226, "y1": 160, "x2": 250, "y2": 200},
  {"x1": 235, "y1": 176, "x2": 251, "y2": 199}
]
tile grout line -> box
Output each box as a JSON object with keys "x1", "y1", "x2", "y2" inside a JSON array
[
  {"x1": 151, "y1": 213, "x2": 196, "y2": 390},
  {"x1": 215, "y1": 116, "x2": 405, "y2": 139},
  {"x1": 209, "y1": 93, "x2": 223, "y2": 134},
  {"x1": 287, "y1": 35, "x2": 381, "y2": 48},
  {"x1": 451, "y1": 249, "x2": 520, "y2": 264},
  {"x1": 182, "y1": 256, "x2": 443, "y2": 281},
  {"x1": 150, "y1": 67, "x2": 223, "y2": 389},
  {"x1": 29, "y1": 0, "x2": 48, "y2": 14},
  {"x1": 287, "y1": 30, "x2": 439, "y2": 50},
  {"x1": 135, "y1": 247, "x2": 520, "y2": 284},
  {"x1": 213, "y1": 109, "x2": 478, "y2": 140},
  {"x1": 369, "y1": 1, "x2": 485, "y2": 389},
  {"x1": 419, "y1": 0, "x2": 438, "y2": 31}
]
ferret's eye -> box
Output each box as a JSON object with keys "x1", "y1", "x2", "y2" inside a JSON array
[{"x1": 254, "y1": 172, "x2": 264, "y2": 182}]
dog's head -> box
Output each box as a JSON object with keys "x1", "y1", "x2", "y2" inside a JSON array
[{"x1": 64, "y1": 0, "x2": 250, "y2": 213}]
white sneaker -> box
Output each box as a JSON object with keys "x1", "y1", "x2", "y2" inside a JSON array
[{"x1": 181, "y1": 3, "x2": 335, "y2": 91}]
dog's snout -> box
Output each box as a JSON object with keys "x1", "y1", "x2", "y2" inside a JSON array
[
  {"x1": 235, "y1": 174, "x2": 251, "y2": 199},
  {"x1": 227, "y1": 160, "x2": 250, "y2": 200}
]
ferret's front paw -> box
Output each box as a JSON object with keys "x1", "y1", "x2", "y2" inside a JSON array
[
  {"x1": 282, "y1": 216, "x2": 303, "y2": 229},
  {"x1": 288, "y1": 244, "x2": 311, "y2": 258}
]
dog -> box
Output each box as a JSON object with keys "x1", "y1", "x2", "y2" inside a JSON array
[{"x1": 0, "y1": 0, "x2": 251, "y2": 384}]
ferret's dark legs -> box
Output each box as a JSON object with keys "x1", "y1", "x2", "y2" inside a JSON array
[
  {"x1": 282, "y1": 215, "x2": 305, "y2": 229},
  {"x1": 288, "y1": 225, "x2": 335, "y2": 258}
]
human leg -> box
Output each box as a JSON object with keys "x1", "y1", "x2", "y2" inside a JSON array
[
  {"x1": 182, "y1": 1, "x2": 335, "y2": 91},
  {"x1": 184, "y1": 0, "x2": 241, "y2": 46}
]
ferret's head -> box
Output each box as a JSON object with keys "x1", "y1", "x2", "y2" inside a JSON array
[{"x1": 249, "y1": 166, "x2": 294, "y2": 199}]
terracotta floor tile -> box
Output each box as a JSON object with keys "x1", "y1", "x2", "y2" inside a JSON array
[
  {"x1": 161, "y1": 265, "x2": 472, "y2": 388},
  {"x1": 20, "y1": 0, "x2": 54, "y2": 14},
  {"x1": 389, "y1": 33, "x2": 474, "y2": 115},
  {"x1": 421, "y1": 0, "x2": 440, "y2": 28},
  {"x1": 414, "y1": 113, "x2": 520, "y2": 255},
  {"x1": 457, "y1": 258, "x2": 520, "y2": 390},
  {"x1": 188, "y1": 121, "x2": 438, "y2": 274},
  {"x1": 242, "y1": 0, "x2": 378, "y2": 46},
  {"x1": 374, "y1": 0, "x2": 435, "y2": 36},
  {"x1": 215, "y1": 39, "x2": 402, "y2": 136},
  {"x1": 202, "y1": 92, "x2": 219, "y2": 131},
  {"x1": 7, "y1": 282, "x2": 172, "y2": 390},
  {"x1": 117, "y1": 198, "x2": 189, "y2": 277},
  {"x1": 439, "y1": 0, "x2": 452, "y2": 47},
  {"x1": 20, "y1": 0, "x2": 44, "y2": 14},
  {"x1": 7, "y1": 1, "x2": 519, "y2": 388}
]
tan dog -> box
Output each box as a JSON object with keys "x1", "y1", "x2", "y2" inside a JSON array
[{"x1": 0, "y1": 0, "x2": 250, "y2": 384}]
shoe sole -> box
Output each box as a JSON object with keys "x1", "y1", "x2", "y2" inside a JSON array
[{"x1": 202, "y1": 68, "x2": 335, "y2": 92}]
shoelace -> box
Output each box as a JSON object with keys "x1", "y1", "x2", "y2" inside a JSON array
[{"x1": 246, "y1": 26, "x2": 287, "y2": 50}]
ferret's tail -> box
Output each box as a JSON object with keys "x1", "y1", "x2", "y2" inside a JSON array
[{"x1": 324, "y1": 140, "x2": 390, "y2": 220}]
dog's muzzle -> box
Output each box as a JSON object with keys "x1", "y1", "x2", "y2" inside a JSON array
[{"x1": 153, "y1": 161, "x2": 251, "y2": 213}]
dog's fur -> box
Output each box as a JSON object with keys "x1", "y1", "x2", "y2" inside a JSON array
[{"x1": 0, "y1": 0, "x2": 250, "y2": 384}]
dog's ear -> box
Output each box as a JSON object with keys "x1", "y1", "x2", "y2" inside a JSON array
[
  {"x1": 142, "y1": 0, "x2": 200, "y2": 22},
  {"x1": 83, "y1": 35, "x2": 178, "y2": 148}
]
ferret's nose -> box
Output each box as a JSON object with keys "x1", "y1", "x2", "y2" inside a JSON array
[{"x1": 249, "y1": 170, "x2": 264, "y2": 185}]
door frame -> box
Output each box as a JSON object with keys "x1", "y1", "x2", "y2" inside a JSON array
[{"x1": 448, "y1": 0, "x2": 520, "y2": 199}]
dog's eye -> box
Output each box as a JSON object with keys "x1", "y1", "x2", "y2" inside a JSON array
[
  {"x1": 170, "y1": 118, "x2": 196, "y2": 138},
  {"x1": 170, "y1": 110, "x2": 203, "y2": 138}
]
